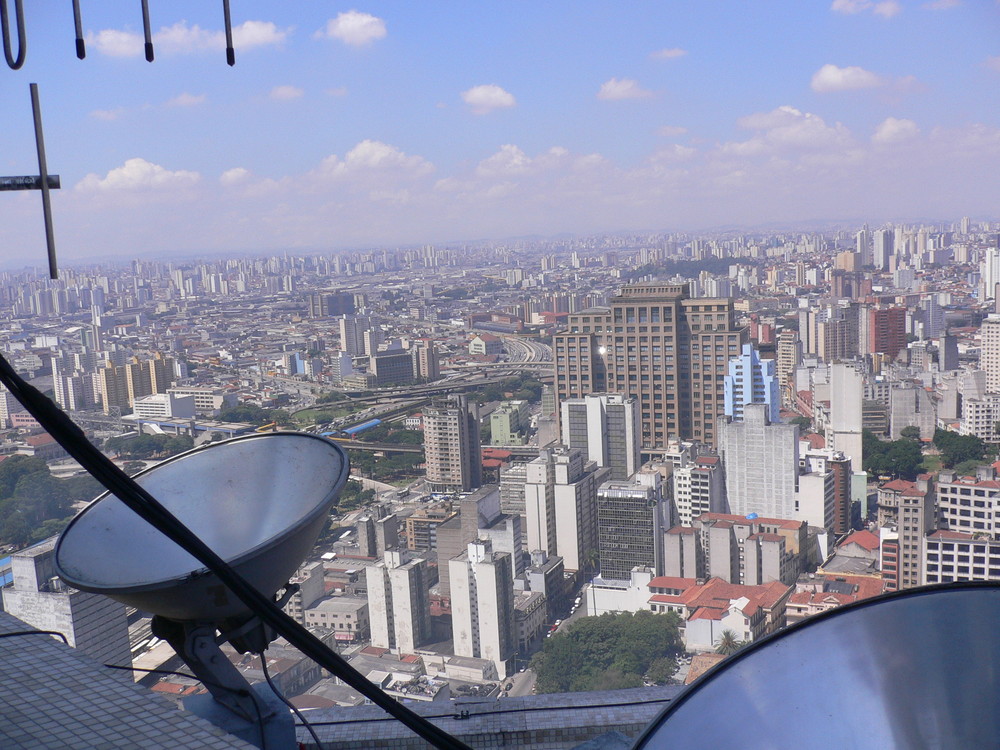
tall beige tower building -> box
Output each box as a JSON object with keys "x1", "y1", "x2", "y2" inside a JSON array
[
  {"x1": 424, "y1": 395, "x2": 482, "y2": 492},
  {"x1": 553, "y1": 283, "x2": 746, "y2": 448}
]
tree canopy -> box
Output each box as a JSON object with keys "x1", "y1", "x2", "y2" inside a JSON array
[
  {"x1": 217, "y1": 404, "x2": 294, "y2": 426},
  {"x1": 0, "y1": 456, "x2": 102, "y2": 549},
  {"x1": 104, "y1": 433, "x2": 194, "y2": 459},
  {"x1": 933, "y1": 429, "x2": 988, "y2": 470},
  {"x1": 531, "y1": 610, "x2": 683, "y2": 694},
  {"x1": 862, "y1": 429, "x2": 923, "y2": 481}
]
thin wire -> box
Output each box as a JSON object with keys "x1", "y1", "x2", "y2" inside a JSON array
[
  {"x1": 295, "y1": 697, "x2": 675, "y2": 727},
  {"x1": 259, "y1": 653, "x2": 323, "y2": 749},
  {"x1": 0, "y1": 353, "x2": 470, "y2": 750},
  {"x1": 0, "y1": 629, "x2": 70, "y2": 645},
  {"x1": 0, "y1": 0, "x2": 26, "y2": 69}
]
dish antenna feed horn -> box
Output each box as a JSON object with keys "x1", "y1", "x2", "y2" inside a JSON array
[{"x1": 55, "y1": 432, "x2": 350, "y2": 749}]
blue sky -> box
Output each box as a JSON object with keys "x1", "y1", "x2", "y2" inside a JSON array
[{"x1": 2, "y1": 1, "x2": 999, "y2": 262}]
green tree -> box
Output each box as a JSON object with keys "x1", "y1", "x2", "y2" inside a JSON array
[
  {"x1": 715, "y1": 629, "x2": 745, "y2": 655},
  {"x1": 531, "y1": 610, "x2": 682, "y2": 694},
  {"x1": 645, "y1": 656, "x2": 679, "y2": 685},
  {"x1": 900, "y1": 426, "x2": 922, "y2": 441},
  {"x1": 790, "y1": 416, "x2": 812, "y2": 431},
  {"x1": 933, "y1": 428, "x2": 987, "y2": 468}
]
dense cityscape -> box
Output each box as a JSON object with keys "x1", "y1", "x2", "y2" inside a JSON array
[
  {"x1": 3, "y1": 1, "x2": 999, "y2": 747},
  {"x1": 2, "y1": 218, "x2": 999, "y2": 740}
]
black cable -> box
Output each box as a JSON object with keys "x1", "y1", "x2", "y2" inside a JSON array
[
  {"x1": 294, "y1": 696, "x2": 675, "y2": 727},
  {"x1": 0, "y1": 629, "x2": 70, "y2": 645},
  {"x1": 259, "y1": 652, "x2": 322, "y2": 749},
  {"x1": 0, "y1": 353, "x2": 471, "y2": 750}
]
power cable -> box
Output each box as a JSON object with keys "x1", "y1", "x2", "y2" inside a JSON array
[
  {"x1": 0, "y1": 629, "x2": 70, "y2": 645},
  {"x1": 0, "y1": 352, "x2": 471, "y2": 750},
  {"x1": 259, "y1": 653, "x2": 323, "y2": 749}
]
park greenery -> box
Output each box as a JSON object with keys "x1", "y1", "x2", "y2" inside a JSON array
[
  {"x1": 862, "y1": 429, "x2": 923, "y2": 481},
  {"x1": 335, "y1": 479, "x2": 377, "y2": 513},
  {"x1": 104, "y1": 433, "x2": 194, "y2": 459},
  {"x1": 531, "y1": 611, "x2": 683, "y2": 693},
  {"x1": 468, "y1": 373, "x2": 544, "y2": 405},
  {"x1": 932, "y1": 428, "x2": 989, "y2": 470},
  {"x1": 0, "y1": 456, "x2": 103, "y2": 549},
  {"x1": 217, "y1": 404, "x2": 294, "y2": 427}
]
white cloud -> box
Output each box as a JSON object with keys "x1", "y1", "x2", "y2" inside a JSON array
[
  {"x1": 76, "y1": 158, "x2": 200, "y2": 192},
  {"x1": 597, "y1": 78, "x2": 654, "y2": 101},
  {"x1": 658, "y1": 125, "x2": 688, "y2": 137},
  {"x1": 316, "y1": 11, "x2": 386, "y2": 46},
  {"x1": 220, "y1": 168, "x2": 251, "y2": 186},
  {"x1": 89, "y1": 108, "x2": 125, "y2": 121},
  {"x1": 312, "y1": 141, "x2": 434, "y2": 182},
  {"x1": 650, "y1": 48, "x2": 687, "y2": 60},
  {"x1": 461, "y1": 84, "x2": 516, "y2": 115},
  {"x1": 326, "y1": 87, "x2": 349, "y2": 97},
  {"x1": 165, "y1": 92, "x2": 206, "y2": 108},
  {"x1": 830, "y1": 0, "x2": 901, "y2": 17},
  {"x1": 733, "y1": 105, "x2": 853, "y2": 151},
  {"x1": 270, "y1": 85, "x2": 304, "y2": 101},
  {"x1": 811, "y1": 63, "x2": 886, "y2": 92},
  {"x1": 477, "y1": 145, "x2": 533, "y2": 177},
  {"x1": 87, "y1": 29, "x2": 143, "y2": 57},
  {"x1": 987, "y1": 56, "x2": 1000, "y2": 73},
  {"x1": 231, "y1": 20, "x2": 290, "y2": 49},
  {"x1": 87, "y1": 20, "x2": 288, "y2": 57},
  {"x1": 923, "y1": 0, "x2": 961, "y2": 8},
  {"x1": 872, "y1": 117, "x2": 920, "y2": 144},
  {"x1": 873, "y1": 1, "x2": 903, "y2": 17}
]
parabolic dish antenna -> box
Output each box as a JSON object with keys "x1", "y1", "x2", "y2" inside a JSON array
[
  {"x1": 55, "y1": 432, "x2": 349, "y2": 621},
  {"x1": 634, "y1": 583, "x2": 1000, "y2": 749}
]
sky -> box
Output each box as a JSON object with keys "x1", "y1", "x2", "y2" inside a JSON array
[{"x1": 1, "y1": 1, "x2": 999, "y2": 264}]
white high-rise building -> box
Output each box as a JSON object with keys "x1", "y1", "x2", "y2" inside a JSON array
[
  {"x1": 981, "y1": 315, "x2": 1000, "y2": 393},
  {"x1": 338, "y1": 315, "x2": 370, "y2": 357},
  {"x1": 830, "y1": 363, "x2": 864, "y2": 466},
  {"x1": 366, "y1": 550, "x2": 432, "y2": 654},
  {"x1": 719, "y1": 404, "x2": 800, "y2": 520},
  {"x1": 449, "y1": 540, "x2": 515, "y2": 679},
  {"x1": 560, "y1": 393, "x2": 640, "y2": 481},
  {"x1": 1, "y1": 538, "x2": 131, "y2": 670},
  {"x1": 873, "y1": 228, "x2": 894, "y2": 271},
  {"x1": 523, "y1": 447, "x2": 610, "y2": 573}
]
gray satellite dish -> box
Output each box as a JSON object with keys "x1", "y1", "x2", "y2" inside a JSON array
[
  {"x1": 55, "y1": 432, "x2": 349, "y2": 621},
  {"x1": 634, "y1": 583, "x2": 1000, "y2": 749}
]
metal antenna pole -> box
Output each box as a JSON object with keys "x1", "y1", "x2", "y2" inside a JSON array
[
  {"x1": 72, "y1": 0, "x2": 85, "y2": 58},
  {"x1": 30, "y1": 83, "x2": 59, "y2": 280},
  {"x1": 223, "y1": 0, "x2": 235, "y2": 66},
  {"x1": 140, "y1": 0, "x2": 154, "y2": 62}
]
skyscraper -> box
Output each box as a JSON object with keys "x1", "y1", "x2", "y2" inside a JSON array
[
  {"x1": 560, "y1": 393, "x2": 639, "y2": 480},
  {"x1": 366, "y1": 549, "x2": 432, "y2": 654},
  {"x1": 523, "y1": 447, "x2": 610, "y2": 573},
  {"x1": 424, "y1": 395, "x2": 482, "y2": 492},
  {"x1": 596, "y1": 472, "x2": 665, "y2": 581},
  {"x1": 338, "y1": 315, "x2": 371, "y2": 357},
  {"x1": 719, "y1": 404, "x2": 800, "y2": 520},
  {"x1": 868, "y1": 307, "x2": 906, "y2": 362},
  {"x1": 449, "y1": 539, "x2": 515, "y2": 679},
  {"x1": 723, "y1": 344, "x2": 780, "y2": 422},
  {"x1": 981, "y1": 315, "x2": 1000, "y2": 393},
  {"x1": 553, "y1": 283, "x2": 746, "y2": 449}
]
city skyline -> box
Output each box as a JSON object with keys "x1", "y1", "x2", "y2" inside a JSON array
[{"x1": 2, "y1": 1, "x2": 1000, "y2": 262}]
